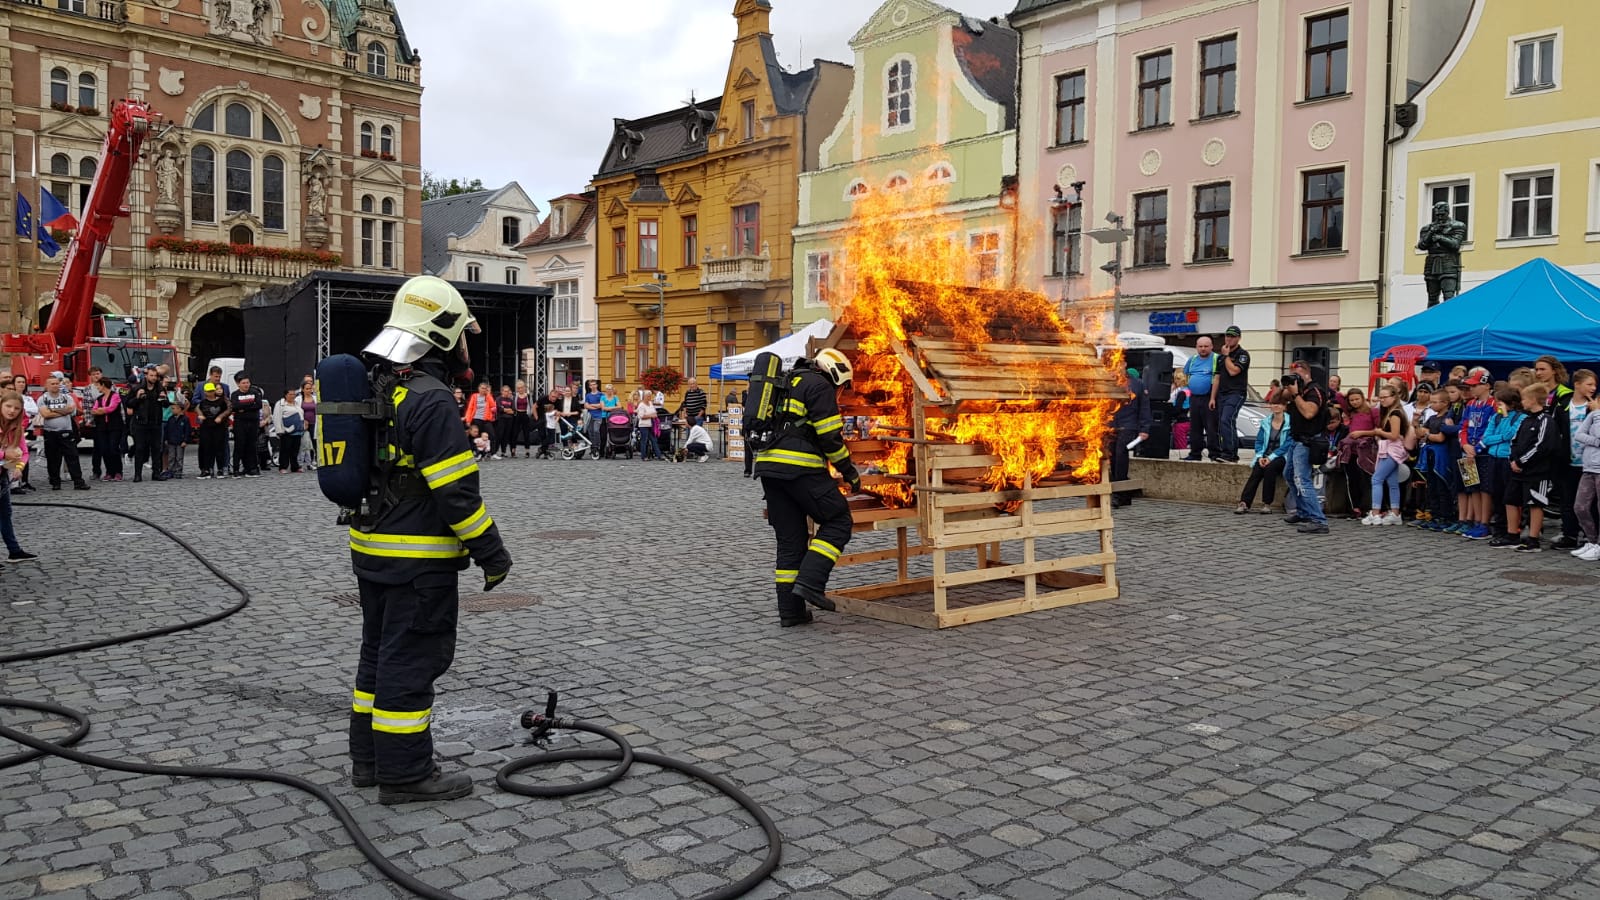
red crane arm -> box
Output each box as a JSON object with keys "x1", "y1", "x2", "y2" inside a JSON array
[{"x1": 46, "y1": 98, "x2": 154, "y2": 349}]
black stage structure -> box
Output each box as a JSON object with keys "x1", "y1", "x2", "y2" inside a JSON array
[{"x1": 241, "y1": 272, "x2": 551, "y2": 397}]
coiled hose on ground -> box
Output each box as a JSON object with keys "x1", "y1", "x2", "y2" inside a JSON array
[{"x1": 0, "y1": 500, "x2": 782, "y2": 900}]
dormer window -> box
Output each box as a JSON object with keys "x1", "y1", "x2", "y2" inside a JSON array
[
  {"x1": 549, "y1": 207, "x2": 565, "y2": 236},
  {"x1": 367, "y1": 42, "x2": 388, "y2": 78},
  {"x1": 502, "y1": 216, "x2": 521, "y2": 245},
  {"x1": 886, "y1": 173, "x2": 910, "y2": 191},
  {"x1": 926, "y1": 162, "x2": 955, "y2": 183},
  {"x1": 845, "y1": 180, "x2": 870, "y2": 201}
]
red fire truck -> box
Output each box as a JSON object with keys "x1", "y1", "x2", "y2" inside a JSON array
[{"x1": 4, "y1": 99, "x2": 178, "y2": 388}]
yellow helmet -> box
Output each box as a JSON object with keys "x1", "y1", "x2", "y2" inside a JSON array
[
  {"x1": 363, "y1": 275, "x2": 480, "y2": 364},
  {"x1": 813, "y1": 347, "x2": 852, "y2": 387}
]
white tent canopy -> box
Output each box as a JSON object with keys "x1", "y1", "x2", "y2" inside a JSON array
[{"x1": 716, "y1": 319, "x2": 833, "y2": 377}]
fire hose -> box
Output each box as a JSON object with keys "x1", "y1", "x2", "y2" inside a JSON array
[{"x1": 0, "y1": 501, "x2": 783, "y2": 900}]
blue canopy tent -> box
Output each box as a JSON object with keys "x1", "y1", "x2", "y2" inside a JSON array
[
  {"x1": 1370, "y1": 259, "x2": 1600, "y2": 363},
  {"x1": 706, "y1": 363, "x2": 748, "y2": 380}
]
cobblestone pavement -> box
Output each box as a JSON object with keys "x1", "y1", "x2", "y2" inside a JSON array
[{"x1": 3, "y1": 457, "x2": 1600, "y2": 900}]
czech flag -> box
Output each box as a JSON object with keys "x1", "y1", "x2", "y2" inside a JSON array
[{"x1": 39, "y1": 188, "x2": 77, "y2": 232}]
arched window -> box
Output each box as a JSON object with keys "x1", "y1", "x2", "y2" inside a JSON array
[
  {"x1": 78, "y1": 158, "x2": 96, "y2": 179},
  {"x1": 886, "y1": 173, "x2": 910, "y2": 191},
  {"x1": 886, "y1": 58, "x2": 914, "y2": 129},
  {"x1": 225, "y1": 149, "x2": 252, "y2": 214},
  {"x1": 191, "y1": 146, "x2": 216, "y2": 223},
  {"x1": 76, "y1": 157, "x2": 96, "y2": 210},
  {"x1": 360, "y1": 122, "x2": 374, "y2": 153},
  {"x1": 367, "y1": 42, "x2": 388, "y2": 78},
  {"x1": 224, "y1": 102, "x2": 251, "y2": 138},
  {"x1": 46, "y1": 153, "x2": 72, "y2": 213},
  {"x1": 192, "y1": 102, "x2": 215, "y2": 132},
  {"x1": 50, "y1": 68, "x2": 69, "y2": 107},
  {"x1": 466, "y1": 263, "x2": 482, "y2": 282},
  {"x1": 50, "y1": 153, "x2": 70, "y2": 176},
  {"x1": 361, "y1": 195, "x2": 375, "y2": 214},
  {"x1": 379, "y1": 125, "x2": 394, "y2": 156},
  {"x1": 230, "y1": 224, "x2": 254, "y2": 245},
  {"x1": 77, "y1": 73, "x2": 96, "y2": 111},
  {"x1": 926, "y1": 162, "x2": 955, "y2": 183},
  {"x1": 262, "y1": 155, "x2": 285, "y2": 230},
  {"x1": 380, "y1": 198, "x2": 395, "y2": 216},
  {"x1": 845, "y1": 180, "x2": 870, "y2": 201},
  {"x1": 261, "y1": 115, "x2": 282, "y2": 143}
]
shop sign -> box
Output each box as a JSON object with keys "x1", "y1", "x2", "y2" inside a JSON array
[
  {"x1": 552, "y1": 343, "x2": 588, "y2": 354},
  {"x1": 1148, "y1": 309, "x2": 1199, "y2": 335}
]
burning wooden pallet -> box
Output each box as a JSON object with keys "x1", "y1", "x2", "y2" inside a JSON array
[{"x1": 809, "y1": 282, "x2": 1125, "y2": 629}]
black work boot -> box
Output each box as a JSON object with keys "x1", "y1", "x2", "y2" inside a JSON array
[
  {"x1": 351, "y1": 762, "x2": 376, "y2": 788},
  {"x1": 378, "y1": 766, "x2": 472, "y2": 805},
  {"x1": 791, "y1": 582, "x2": 835, "y2": 612},
  {"x1": 780, "y1": 610, "x2": 814, "y2": 628}
]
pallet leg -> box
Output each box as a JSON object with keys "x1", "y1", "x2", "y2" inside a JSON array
[
  {"x1": 932, "y1": 548, "x2": 948, "y2": 616},
  {"x1": 896, "y1": 527, "x2": 909, "y2": 582}
]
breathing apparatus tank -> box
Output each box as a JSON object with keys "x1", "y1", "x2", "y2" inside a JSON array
[{"x1": 314, "y1": 353, "x2": 379, "y2": 510}]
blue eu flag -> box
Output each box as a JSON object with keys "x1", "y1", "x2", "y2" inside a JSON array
[{"x1": 14, "y1": 192, "x2": 31, "y2": 239}]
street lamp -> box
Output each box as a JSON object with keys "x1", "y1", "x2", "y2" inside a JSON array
[
  {"x1": 626, "y1": 272, "x2": 669, "y2": 367},
  {"x1": 1087, "y1": 211, "x2": 1132, "y2": 333},
  {"x1": 1049, "y1": 181, "x2": 1085, "y2": 318}
]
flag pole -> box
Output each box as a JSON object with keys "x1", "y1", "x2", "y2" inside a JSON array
[
  {"x1": 24, "y1": 133, "x2": 40, "y2": 333},
  {"x1": 6, "y1": 143, "x2": 20, "y2": 332}
]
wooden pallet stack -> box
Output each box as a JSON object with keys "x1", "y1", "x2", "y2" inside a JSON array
[{"x1": 808, "y1": 283, "x2": 1127, "y2": 629}]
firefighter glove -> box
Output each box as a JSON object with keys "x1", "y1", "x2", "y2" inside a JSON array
[{"x1": 483, "y1": 567, "x2": 510, "y2": 593}]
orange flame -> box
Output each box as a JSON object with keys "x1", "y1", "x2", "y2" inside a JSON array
[{"x1": 829, "y1": 180, "x2": 1124, "y2": 504}]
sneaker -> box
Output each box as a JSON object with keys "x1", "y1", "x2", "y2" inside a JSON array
[
  {"x1": 1361, "y1": 513, "x2": 1382, "y2": 526},
  {"x1": 1235, "y1": 502, "x2": 1250, "y2": 515},
  {"x1": 1488, "y1": 534, "x2": 1519, "y2": 548},
  {"x1": 1297, "y1": 522, "x2": 1330, "y2": 534},
  {"x1": 1466, "y1": 524, "x2": 1492, "y2": 541},
  {"x1": 198, "y1": 472, "x2": 211, "y2": 480},
  {"x1": 1515, "y1": 538, "x2": 1542, "y2": 553},
  {"x1": 491, "y1": 454, "x2": 503, "y2": 461},
  {"x1": 1571, "y1": 542, "x2": 1597, "y2": 558},
  {"x1": 5, "y1": 550, "x2": 39, "y2": 563},
  {"x1": 1283, "y1": 515, "x2": 1306, "y2": 525},
  {"x1": 1578, "y1": 544, "x2": 1600, "y2": 561},
  {"x1": 1381, "y1": 513, "x2": 1403, "y2": 526},
  {"x1": 1551, "y1": 536, "x2": 1581, "y2": 551}
]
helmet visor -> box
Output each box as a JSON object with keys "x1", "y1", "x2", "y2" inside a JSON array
[{"x1": 363, "y1": 326, "x2": 437, "y2": 365}]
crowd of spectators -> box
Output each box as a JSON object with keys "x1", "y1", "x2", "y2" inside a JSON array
[
  {"x1": 449, "y1": 376, "x2": 714, "y2": 462},
  {"x1": 1231, "y1": 355, "x2": 1599, "y2": 556}
]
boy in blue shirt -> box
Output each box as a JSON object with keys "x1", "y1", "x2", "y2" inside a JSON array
[
  {"x1": 1477, "y1": 387, "x2": 1526, "y2": 544},
  {"x1": 162, "y1": 399, "x2": 193, "y2": 480}
]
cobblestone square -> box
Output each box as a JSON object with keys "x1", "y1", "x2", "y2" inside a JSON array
[{"x1": 4, "y1": 459, "x2": 1600, "y2": 900}]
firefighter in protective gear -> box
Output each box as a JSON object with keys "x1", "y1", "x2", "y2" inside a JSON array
[
  {"x1": 348, "y1": 275, "x2": 513, "y2": 805},
  {"x1": 754, "y1": 347, "x2": 859, "y2": 627}
]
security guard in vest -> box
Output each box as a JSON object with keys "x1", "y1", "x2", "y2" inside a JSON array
[
  {"x1": 349, "y1": 276, "x2": 512, "y2": 804},
  {"x1": 754, "y1": 348, "x2": 858, "y2": 627}
]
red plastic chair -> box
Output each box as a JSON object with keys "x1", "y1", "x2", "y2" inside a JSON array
[{"x1": 1370, "y1": 344, "x2": 1429, "y2": 395}]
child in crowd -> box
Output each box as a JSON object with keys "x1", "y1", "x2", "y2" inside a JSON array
[
  {"x1": 469, "y1": 424, "x2": 491, "y2": 460},
  {"x1": 1572, "y1": 388, "x2": 1600, "y2": 561},
  {"x1": 682, "y1": 417, "x2": 714, "y2": 462},
  {"x1": 1479, "y1": 387, "x2": 1525, "y2": 543},
  {"x1": 0, "y1": 389, "x2": 38, "y2": 563},
  {"x1": 1417, "y1": 391, "x2": 1460, "y2": 532},
  {"x1": 1170, "y1": 372, "x2": 1192, "y2": 451},
  {"x1": 1499, "y1": 384, "x2": 1561, "y2": 552},
  {"x1": 163, "y1": 399, "x2": 192, "y2": 479},
  {"x1": 1457, "y1": 372, "x2": 1497, "y2": 538},
  {"x1": 1237, "y1": 398, "x2": 1291, "y2": 514}
]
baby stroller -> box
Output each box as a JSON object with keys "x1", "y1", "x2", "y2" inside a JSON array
[
  {"x1": 602, "y1": 412, "x2": 635, "y2": 459},
  {"x1": 556, "y1": 415, "x2": 593, "y2": 460}
]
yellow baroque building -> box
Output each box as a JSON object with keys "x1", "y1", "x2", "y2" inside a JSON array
[
  {"x1": 1386, "y1": 0, "x2": 1600, "y2": 320},
  {"x1": 590, "y1": 0, "x2": 848, "y2": 401}
]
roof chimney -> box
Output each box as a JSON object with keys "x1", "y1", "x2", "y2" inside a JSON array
[{"x1": 734, "y1": 0, "x2": 773, "y2": 40}]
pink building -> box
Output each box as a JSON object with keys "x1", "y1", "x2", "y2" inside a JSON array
[{"x1": 1013, "y1": 0, "x2": 1394, "y2": 386}]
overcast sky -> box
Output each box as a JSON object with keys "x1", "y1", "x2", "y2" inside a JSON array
[{"x1": 395, "y1": 0, "x2": 1019, "y2": 214}]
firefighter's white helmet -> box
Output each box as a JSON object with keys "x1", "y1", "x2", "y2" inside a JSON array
[
  {"x1": 812, "y1": 348, "x2": 853, "y2": 387},
  {"x1": 363, "y1": 276, "x2": 480, "y2": 364}
]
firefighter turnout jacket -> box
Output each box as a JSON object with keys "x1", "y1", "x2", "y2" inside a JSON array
[
  {"x1": 349, "y1": 364, "x2": 511, "y2": 583},
  {"x1": 752, "y1": 367, "x2": 857, "y2": 481}
]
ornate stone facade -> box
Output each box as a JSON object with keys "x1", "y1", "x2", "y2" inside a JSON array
[{"x1": 0, "y1": 0, "x2": 423, "y2": 374}]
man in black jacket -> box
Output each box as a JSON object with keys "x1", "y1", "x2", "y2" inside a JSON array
[
  {"x1": 126, "y1": 366, "x2": 167, "y2": 483},
  {"x1": 229, "y1": 374, "x2": 267, "y2": 478},
  {"x1": 1110, "y1": 369, "x2": 1151, "y2": 508}
]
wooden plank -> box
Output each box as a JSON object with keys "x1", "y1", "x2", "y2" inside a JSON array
[
  {"x1": 837, "y1": 540, "x2": 933, "y2": 567},
  {"x1": 933, "y1": 582, "x2": 1119, "y2": 628},
  {"x1": 934, "y1": 507, "x2": 1106, "y2": 540},
  {"x1": 928, "y1": 479, "x2": 1114, "y2": 508},
  {"x1": 916, "y1": 339, "x2": 1100, "y2": 358},
  {"x1": 828, "y1": 594, "x2": 938, "y2": 629},
  {"x1": 851, "y1": 506, "x2": 919, "y2": 525},
  {"x1": 832, "y1": 577, "x2": 935, "y2": 602},
  {"x1": 887, "y1": 335, "x2": 946, "y2": 403},
  {"x1": 937, "y1": 551, "x2": 1114, "y2": 587}
]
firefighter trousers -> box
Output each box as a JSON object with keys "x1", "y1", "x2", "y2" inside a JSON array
[
  {"x1": 762, "y1": 473, "x2": 852, "y2": 620},
  {"x1": 347, "y1": 572, "x2": 459, "y2": 784}
]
